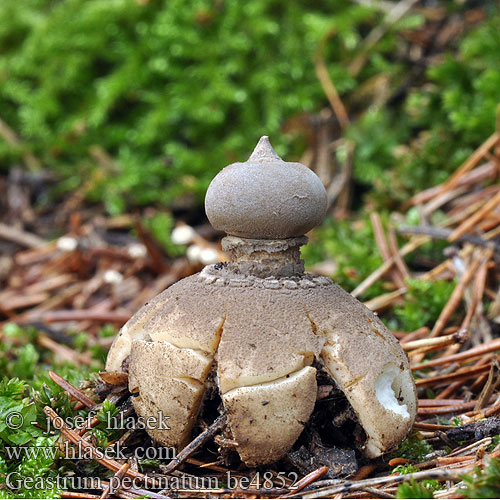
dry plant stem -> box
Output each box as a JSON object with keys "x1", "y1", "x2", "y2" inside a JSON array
[
  {"x1": 43, "y1": 406, "x2": 148, "y2": 482},
  {"x1": 315, "y1": 83, "x2": 348, "y2": 131},
  {"x1": 0, "y1": 293, "x2": 49, "y2": 311},
  {"x1": 475, "y1": 358, "x2": 500, "y2": 410},
  {"x1": 433, "y1": 486, "x2": 462, "y2": 500},
  {"x1": 470, "y1": 376, "x2": 490, "y2": 395},
  {"x1": 43, "y1": 309, "x2": 131, "y2": 324},
  {"x1": 392, "y1": 326, "x2": 429, "y2": 340},
  {"x1": 0, "y1": 222, "x2": 46, "y2": 248},
  {"x1": 280, "y1": 466, "x2": 329, "y2": 498},
  {"x1": 449, "y1": 191, "x2": 500, "y2": 241},
  {"x1": 440, "y1": 131, "x2": 499, "y2": 193},
  {"x1": 473, "y1": 249, "x2": 492, "y2": 306},
  {"x1": 407, "y1": 342, "x2": 458, "y2": 358},
  {"x1": 297, "y1": 467, "x2": 473, "y2": 499},
  {"x1": 435, "y1": 356, "x2": 490, "y2": 400},
  {"x1": 422, "y1": 185, "x2": 469, "y2": 217},
  {"x1": 364, "y1": 288, "x2": 406, "y2": 312},
  {"x1": 326, "y1": 139, "x2": 354, "y2": 211},
  {"x1": 447, "y1": 186, "x2": 499, "y2": 219},
  {"x1": 425, "y1": 254, "x2": 483, "y2": 342},
  {"x1": 186, "y1": 458, "x2": 228, "y2": 473},
  {"x1": 485, "y1": 224, "x2": 500, "y2": 241},
  {"x1": 448, "y1": 437, "x2": 493, "y2": 457},
  {"x1": 314, "y1": 31, "x2": 350, "y2": 129},
  {"x1": 23, "y1": 283, "x2": 85, "y2": 318},
  {"x1": 459, "y1": 250, "x2": 492, "y2": 333},
  {"x1": 61, "y1": 493, "x2": 101, "y2": 499},
  {"x1": 77, "y1": 415, "x2": 101, "y2": 436},
  {"x1": 348, "y1": 465, "x2": 378, "y2": 481},
  {"x1": 416, "y1": 205, "x2": 500, "y2": 241},
  {"x1": 348, "y1": 0, "x2": 419, "y2": 77},
  {"x1": 109, "y1": 485, "x2": 168, "y2": 499},
  {"x1": 395, "y1": 225, "x2": 496, "y2": 248},
  {"x1": 469, "y1": 355, "x2": 497, "y2": 393},
  {"x1": 438, "y1": 355, "x2": 492, "y2": 398},
  {"x1": 417, "y1": 401, "x2": 480, "y2": 415},
  {"x1": 433, "y1": 455, "x2": 475, "y2": 466},
  {"x1": 411, "y1": 337, "x2": 500, "y2": 371},
  {"x1": 358, "y1": 486, "x2": 395, "y2": 499},
  {"x1": 14, "y1": 240, "x2": 57, "y2": 265},
  {"x1": 167, "y1": 486, "x2": 288, "y2": 497},
  {"x1": 48, "y1": 371, "x2": 97, "y2": 409},
  {"x1": 101, "y1": 483, "x2": 169, "y2": 499},
  {"x1": 38, "y1": 334, "x2": 93, "y2": 365},
  {"x1": 402, "y1": 331, "x2": 465, "y2": 353},
  {"x1": 388, "y1": 227, "x2": 410, "y2": 280},
  {"x1": 413, "y1": 422, "x2": 455, "y2": 431},
  {"x1": 161, "y1": 414, "x2": 228, "y2": 475},
  {"x1": 370, "y1": 213, "x2": 406, "y2": 290},
  {"x1": 100, "y1": 462, "x2": 131, "y2": 499},
  {"x1": 418, "y1": 398, "x2": 475, "y2": 407},
  {"x1": 467, "y1": 394, "x2": 500, "y2": 422},
  {"x1": 370, "y1": 213, "x2": 391, "y2": 260},
  {"x1": 410, "y1": 160, "x2": 498, "y2": 206},
  {"x1": 415, "y1": 364, "x2": 492, "y2": 388},
  {"x1": 23, "y1": 273, "x2": 76, "y2": 294},
  {"x1": 351, "y1": 236, "x2": 428, "y2": 297},
  {"x1": 419, "y1": 258, "x2": 454, "y2": 282},
  {"x1": 388, "y1": 458, "x2": 411, "y2": 467}
]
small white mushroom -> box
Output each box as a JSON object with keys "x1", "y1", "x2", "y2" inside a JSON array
[
  {"x1": 127, "y1": 243, "x2": 147, "y2": 258},
  {"x1": 186, "y1": 244, "x2": 202, "y2": 263},
  {"x1": 171, "y1": 224, "x2": 196, "y2": 246},
  {"x1": 57, "y1": 236, "x2": 78, "y2": 252},
  {"x1": 199, "y1": 247, "x2": 219, "y2": 265},
  {"x1": 104, "y1": 269, "x2": 123, "y2": 284}
]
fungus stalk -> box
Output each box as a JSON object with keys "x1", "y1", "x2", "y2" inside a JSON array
[{"x1": 222, "y1": 236, "x2": 307, "y2": 278}]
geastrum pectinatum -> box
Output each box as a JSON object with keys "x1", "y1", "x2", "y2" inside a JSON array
[{"x1": 105, "y1": 136, "x2": 417, "y2": 466}]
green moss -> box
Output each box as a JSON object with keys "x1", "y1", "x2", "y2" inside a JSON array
[
  {"x1": 394, "y1": 432, "x2": 433, "y2": 462},
  {"x1": 396, "y1": 478, "x2": 441, "y2": 499},
  {"x1": 392, "y1": 464, "x2": 420, "y2": 475},
  {"x1": 349, "y1": 10, "x2": 500, "y2": 206},
  {"x1": 0, "y1": 0, "x2": 388, "y2": 212},
  {"x1": 0, "y1": 380, "x2": 61, "y2": 498},
  {"x1": 460, "y1": 457, "x2": 500, "y2": 498},
  {"x1": 389, "y1": 278, "x2": 455, "y2": 332},
  {"x1": 1, "y1": 1, "x2": 492, "y2": 212},
  {"x1": 0, "y1": 324, "x2": 102, "y2": 388}
]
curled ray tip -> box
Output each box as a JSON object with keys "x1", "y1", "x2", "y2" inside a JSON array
[{"x1": 248, "y1": 136, "x2": 283, "y2": 163}]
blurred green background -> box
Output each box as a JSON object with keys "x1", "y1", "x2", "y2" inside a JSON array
[{"x1": 1, "y1": 0, "x2": 499, "y2": 216}]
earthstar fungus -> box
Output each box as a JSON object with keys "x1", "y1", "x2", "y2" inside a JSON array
[{"x1": 106, "y1": 136, "x2": 417, "y2": 466}]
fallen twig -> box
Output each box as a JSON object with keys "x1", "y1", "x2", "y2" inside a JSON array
[
  {"x1": 48, "y1": 371, "x2": 97, "y2": 409},
  {"x1": 161, "y1": 414, "x2": 228, "y2": 475}
]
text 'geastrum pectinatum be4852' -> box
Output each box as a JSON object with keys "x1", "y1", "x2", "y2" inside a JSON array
[{"x1": 105, "y1": 136, "x2": 417, "y2": 466}]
